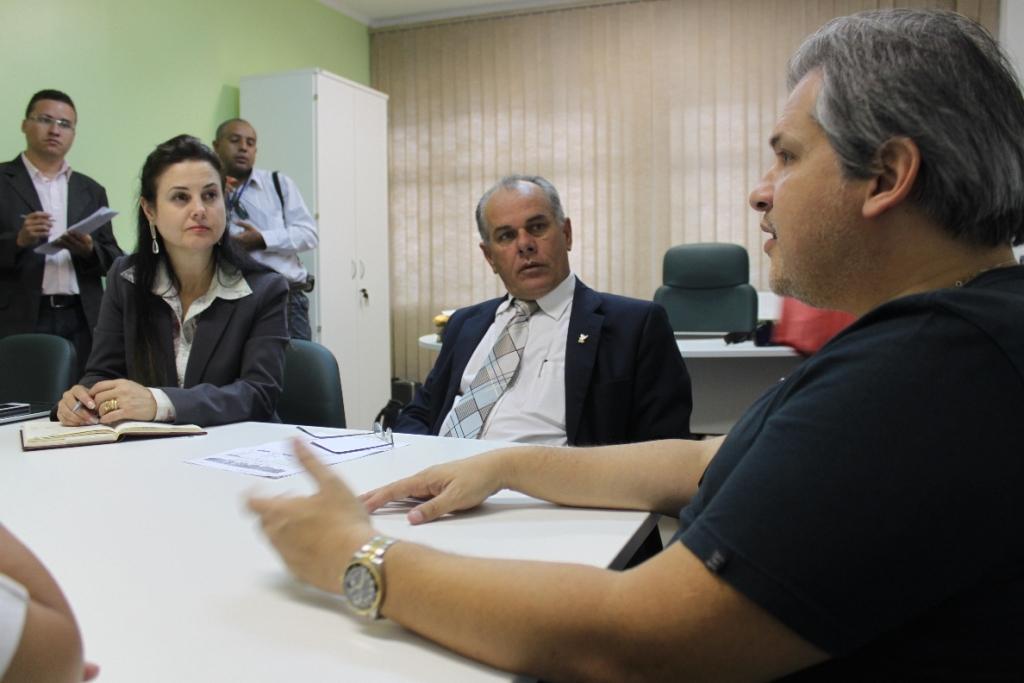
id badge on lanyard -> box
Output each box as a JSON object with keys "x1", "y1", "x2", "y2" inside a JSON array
[{"x1": 229, "y1": 179, "x2": 251, "y2": 221}]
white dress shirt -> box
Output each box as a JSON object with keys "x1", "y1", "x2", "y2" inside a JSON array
[
  {"x1": 0, "y1": 573, "x2": 28, "y2": 678},
  {"x1": 21, "y1": 154, "x2": 79, "y2": 296},
  {"x1": 121, "y1": 262, "x2": 252, "y2": 422},
  {"x1": 445, "y1": 273, "x2": 576, "y2": 445},
  {"x1": 229, "y1": 168, "x2": 317, "y2": 284}
]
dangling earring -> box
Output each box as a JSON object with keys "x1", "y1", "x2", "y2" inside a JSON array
[{"x1": 149, "y1": 223, "x2": 160, "y2": 254}]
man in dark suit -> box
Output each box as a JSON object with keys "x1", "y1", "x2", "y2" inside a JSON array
[
  {"x1": 0, "y1": 89, "x2": 123, "y2": 376},
  {"x1": 395, "y1": 175, "x2": 692, "y2": 446}
]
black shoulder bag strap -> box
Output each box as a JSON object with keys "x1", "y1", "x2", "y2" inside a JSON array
[
  {"x1": 271, "y1": 171, "x2": 286, "y2": 225},
  {"x1": 272, "y1": 171, "x2": 314, "y2": 293}
]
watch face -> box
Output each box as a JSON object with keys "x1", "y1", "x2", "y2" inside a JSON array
[{"x1": 344, "y1": 564, "x2": 379, "y2": 611}]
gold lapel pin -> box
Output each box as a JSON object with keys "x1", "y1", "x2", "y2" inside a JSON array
[{"x1": 577, "y1": 333, "x2": 589, "y2": 344}]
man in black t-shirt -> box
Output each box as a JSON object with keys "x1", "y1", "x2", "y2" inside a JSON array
[{"x1": 247, "y1": 9, "x2": 1024, "y2": 681}]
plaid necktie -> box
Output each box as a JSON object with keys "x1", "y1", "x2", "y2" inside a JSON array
[{"x1": 441, "y1": 299, "x2": 538, "y2": 439}]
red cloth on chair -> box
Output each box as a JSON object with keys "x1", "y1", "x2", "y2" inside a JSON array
[{"x1": 772, "y1": 297, "x2": 856, "y2": 356}]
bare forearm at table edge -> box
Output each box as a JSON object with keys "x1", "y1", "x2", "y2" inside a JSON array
[
  {"x1": 379, "y1": 536, "x2": 823, "y2": 683},
  {"x1": 0, "y1": 526, "x2": 84, "y2": 683},
  {"x1": 500, "y1": 436, "x2": 724, "y2": 516}
]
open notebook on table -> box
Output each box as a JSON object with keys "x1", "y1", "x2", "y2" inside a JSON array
[{"x1": 21, "y1": 420, "x2": 206, "y2": 451}]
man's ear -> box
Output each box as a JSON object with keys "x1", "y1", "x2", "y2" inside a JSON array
[
  {"x1": 479, "y1": 242, "x2": 497, "y2": 273},
  {"x1": 863, "y1": 137, "x2": 920, "y2": 219},
  {"x1": 562, "y1": 217, "x2": 573, "y2": 252}
]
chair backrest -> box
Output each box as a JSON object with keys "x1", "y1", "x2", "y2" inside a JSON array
[
  {"x1": 653, "y1": 242, "x2": 758, "y2": 334},
  {"x1": 0, "y1": 333, "x2": 78, "y2": 405},
  {"x1": 277, "y1": 340, "x2": 347, "y2": 428}
]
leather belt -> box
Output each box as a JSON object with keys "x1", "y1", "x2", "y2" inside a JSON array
[
  {"x1": 289, "y1": 274, "x2": 315, "y2": 293},
  {"x1": 42, "y1": 294, "x2": 80, "y2": 309}
]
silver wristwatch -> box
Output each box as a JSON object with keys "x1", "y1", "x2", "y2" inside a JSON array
[{"x1": 341, "y1": 535, "x2": 397, "y2": 619}]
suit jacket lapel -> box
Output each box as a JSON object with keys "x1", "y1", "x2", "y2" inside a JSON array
[
  {"x1": 445, "y1": 299, "x2": 503, "y2": 403},
  {"x1": 67, "y1": 173, "x2": 90, "y2": 224},
  {"x1": 184, "y1": 299, "x2": 234, "y2": 386},
  {"x1": 154, "y1": 306, "x2": 179, "y2": 384},
  {"x1": 2, "y1": 157, "x2": 43, "y2": 213},
  {"x1": 564, "y1": 281, "x2": 603, "y2": 444}
]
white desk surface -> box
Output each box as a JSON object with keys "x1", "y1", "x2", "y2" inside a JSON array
[
  {"x1": 419, "y1": 291, "x2": 784, "y2": 354},
  {"x1": 417, "y1": 333, "x2": 801, "y2": 434},
  {"x1": 675, "y1": 338, "x2": 797, "y2": 358},
  {"x1": 419, "y1": 332, "x2": 443, "y2": 351},
  {"x1": 0, "y1": 421, "x2": 654, "y2": 682},
  {"x1": 419, "y1": 333, "x2": 798, "y2": 359}
]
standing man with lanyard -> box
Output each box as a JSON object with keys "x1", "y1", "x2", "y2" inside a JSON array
[
  {"x1": 213, "y1": 118, "x2": 318, "y2": 339},
  {"x1": 0, "y1": 89, "x2": 123, "y2": 376}
]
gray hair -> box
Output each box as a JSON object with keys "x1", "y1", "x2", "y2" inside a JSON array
[
  {"x1": 788, "y1": 9, "x2": 1024, "y2": 247},
  {"x1": 475, "y1": 175, "x2": 566, "y2": 242}
]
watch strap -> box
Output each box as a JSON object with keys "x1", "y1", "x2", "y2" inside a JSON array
[{"x1": 356, "y1": 535, "x2": 397, "y2": 566}]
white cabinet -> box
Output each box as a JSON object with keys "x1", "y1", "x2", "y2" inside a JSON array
[{"x1": 241, "y1": 69, "x2": 390, "y2": 429}]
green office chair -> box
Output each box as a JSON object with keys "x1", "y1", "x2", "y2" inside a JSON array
[
  {"x1": 0, "y1": 333, "x2": 78, "y2": 405},
  {"x1": 277, "y1": 339, "x2": 347, "y2": 428},
  {"x1": 653, "y1": 243, "x2": 758, "y2": 334}
]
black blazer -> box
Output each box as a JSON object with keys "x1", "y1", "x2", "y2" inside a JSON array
[
  {"x1": 81, "y1": 256, "x2": 289, "y2": 426},
  {"x1": 395, "y1": 280, "x2": 693, "y2": 445},
  {"x1": 0, "y1": 156, "x2": 123, "y2": 336}
]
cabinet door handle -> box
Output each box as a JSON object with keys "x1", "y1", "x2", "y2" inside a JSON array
[
  {"x1": 358, "y1": 260, "x2": 365, "y2": 278},
  {"x1": 351, "y1": 260, "x2": 357, "y2": 279}
]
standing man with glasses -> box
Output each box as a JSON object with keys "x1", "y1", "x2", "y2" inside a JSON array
[
  {"x1": 213, "y1": 118, "x2": 318, "y2": 340},
  {"x1": 0, "y1": 89, "x2": 123, "y2": 376}
]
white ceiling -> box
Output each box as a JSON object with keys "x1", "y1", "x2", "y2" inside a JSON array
[{"x1": 318, "y1": 0, "x2": 588, "y2": 28}]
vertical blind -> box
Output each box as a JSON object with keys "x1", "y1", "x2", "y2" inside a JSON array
[{"x1": 371, "y1": 0, "x2": 999, "y2": 382}]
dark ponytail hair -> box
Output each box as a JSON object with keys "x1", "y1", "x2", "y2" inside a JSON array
[{"x1": 131, "y1": 134, "x2": 255, "y2": 386}]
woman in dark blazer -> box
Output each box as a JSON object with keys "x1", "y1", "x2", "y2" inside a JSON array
[{"x1": 56, "y1": 135, "x2": 288, "y2": 427}]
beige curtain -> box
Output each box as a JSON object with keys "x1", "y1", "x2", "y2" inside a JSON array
[{"x1": 371, "y1": 0, "x2": 999, "y2": 383}]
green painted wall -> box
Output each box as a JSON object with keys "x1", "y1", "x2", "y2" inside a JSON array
[{"x1": 0, "y1": 0, "x2": 368, "y2": 250}]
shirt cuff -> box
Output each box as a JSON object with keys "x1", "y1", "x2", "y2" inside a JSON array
[
  {"x1": 250, "y1": 222, "x2": 278, "y2": 249},
  {"x1": 149, "y1": 388, "x2": 176, "y2": 423}
]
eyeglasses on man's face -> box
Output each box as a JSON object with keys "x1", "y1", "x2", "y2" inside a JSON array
[{"x1": 27, "y1": 114, "x2": 75, "y2": 131}]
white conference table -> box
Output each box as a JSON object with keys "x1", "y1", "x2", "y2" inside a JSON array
[
  {"x1": 0, "y1": 420, "x2": 655, "y2": 682},
  {"x1": 417, "y1": 334, "x2": 802, "y2": 434}
]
